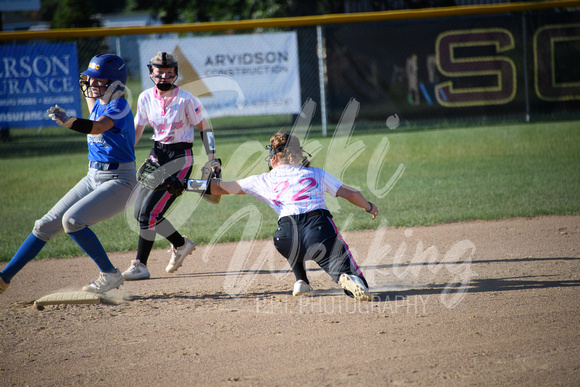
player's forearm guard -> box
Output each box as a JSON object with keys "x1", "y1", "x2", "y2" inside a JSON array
[
  {"x1": 201, "y1": 129, "x2": 216, "y2": 155},
  {"x1": 69, "y1": 118, "x2": 94, "y2": 134}
]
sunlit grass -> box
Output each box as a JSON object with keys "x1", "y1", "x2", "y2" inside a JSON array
[{"x1": 1, "y1": 121, "x2": 578, "y2": 261}]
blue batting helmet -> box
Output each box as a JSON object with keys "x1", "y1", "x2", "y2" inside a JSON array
[
  {"x1": 81, "y1": 54, "x2": 128, "y2": 84},
  {"x1": 80, "y1": 54, "x2": 127, "y2": 99}
]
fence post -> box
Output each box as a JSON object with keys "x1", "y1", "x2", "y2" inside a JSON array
[
  {"x1": 317, "y1": 25, "x2": 328, "y2": 137},
  {"x1": 522, "y1": 12, "x2": 531, "y2": 123},
  {"x1": 115, "y1": 35, "x2": 122, "y2": 58}
]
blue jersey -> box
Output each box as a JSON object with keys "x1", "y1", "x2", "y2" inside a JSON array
[{"x1": 87, "y1": 98, "x2": 135, "y2": 163}]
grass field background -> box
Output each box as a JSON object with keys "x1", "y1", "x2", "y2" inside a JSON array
[{"x1": 0, "y1": 120, "x2": 579, "y2": 262}]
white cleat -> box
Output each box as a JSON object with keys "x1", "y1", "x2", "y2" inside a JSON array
[
  {"x1": 339, "y1": 274, "x2": 372, "y2": 301},
  {"x1": 83, "y1": 268, "x2": 124, "y2": 293},
  {"x1": 122, "y1": 260, "x2": 150, "y2": 280},
  {"x1": 292, "y1": 280, "x2": 313, "y2": 296},
  {"x1": 166, "y1": 237, "x2": 196, "y2": 273}
]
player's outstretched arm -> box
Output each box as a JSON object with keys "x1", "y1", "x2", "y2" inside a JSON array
[
  {"x1": 181, "y1": 177, "x2": 241, "y2": 206},
  {"x1": 336, "y1": 184, "x2": 378, "y2": 219},
  {"x1": 210, "y1": 180, "x2": 245, "y2": 195},
  {"x1": 89, "y1": 116, "x2": 115, "y2": 134},
  {"x1": 47, "y1": 105, "x2": 114, "y2": 135},
  {"x1": 210, "y1": 180, "x2": 244, "y2": 195},
  {"x1": 182, "y1": 179, "x2": 242, "y2": 195}
]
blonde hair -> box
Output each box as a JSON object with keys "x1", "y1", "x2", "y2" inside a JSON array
[{"x1": 269, "y1": 131, "x2": 310, "y2": 167}]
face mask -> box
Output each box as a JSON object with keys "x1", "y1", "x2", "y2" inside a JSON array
[
  {"x1": 156, "y1": 83, "x2": 172, "y2": 91},
  {"x1": 150, "y1": 68, "x2": 177, "y2": 91},
  {"x1": 265, "y1": 144, "x2": 284, "y2": 170}
]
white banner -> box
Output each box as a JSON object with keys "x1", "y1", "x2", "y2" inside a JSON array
[{"x1": 138, "y1": 32, "x2": 301, "y2": 118}]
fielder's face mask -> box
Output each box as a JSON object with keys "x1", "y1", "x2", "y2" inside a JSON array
[
  {"x1": 148, "y1": 52, "x2": 178, "y2": 91},
  {"x1": 265, "y1": 133, "x2": 289, "y2": 170},
  {"x1": 265, "y1": 143, "x2": 286, "y2": 171}
]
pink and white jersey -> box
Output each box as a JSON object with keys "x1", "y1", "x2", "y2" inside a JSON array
[
  {"x1": 238, "y1": 164, "x2": 343, "y2": 218},
  {"x1": 135, "y1": 86, "x2": 204, "y2": 144}
]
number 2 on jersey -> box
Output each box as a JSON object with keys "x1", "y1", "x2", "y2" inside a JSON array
[{"x1": 273, "y1": 178, "x2": 317, "y2": 206}]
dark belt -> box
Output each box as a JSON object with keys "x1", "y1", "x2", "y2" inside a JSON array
[
  {"x1": 278, "y1": 209, "x2": 332, "y2": 224},
  {"x1": 90, "y1": 161, "x2": 119, "y2": 171},
  {"x1": 155, "y1": 141, "x2": 193, "y2": 151}
]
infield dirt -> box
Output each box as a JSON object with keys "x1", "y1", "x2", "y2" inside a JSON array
[{"x1": 1, "y1": 215, "x2": 579, "y2": 386}]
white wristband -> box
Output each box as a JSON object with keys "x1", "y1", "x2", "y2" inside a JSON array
[{"x1": 186, "y1": 179, "x2": 208, "y2": 192}]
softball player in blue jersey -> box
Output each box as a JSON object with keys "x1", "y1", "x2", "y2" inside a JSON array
[
  {"x1": 206, "y1": 132, "x2": 378, "y2": 300},
  {"x1": 0, "y1": 54, "x2": 137, "y2": 295}
]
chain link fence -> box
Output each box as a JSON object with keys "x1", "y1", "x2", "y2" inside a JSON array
[{"x1": 1, "y1": 3, "x2": 579, "y2": 143}]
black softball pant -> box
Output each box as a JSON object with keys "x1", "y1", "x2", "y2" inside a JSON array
[
  {"x1": 273, "y1": 209, "x2": 367, "y2": 286},
  {"x1": 134, "y1": 145, "x2": 193, "y2": 231}
]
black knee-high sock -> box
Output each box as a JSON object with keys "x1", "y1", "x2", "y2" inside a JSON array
[
  {"x1": 136, "y1": 230, "x2": 156, "y2": 265},
  {"x1": 156, "y1": 220, "x2": 184, "y2": 248},
  {"x1": 166, "y1": 232, "x2": 184, "y2": 248},
  {"x1": 287, "y1": 257, "x2": 309, "y2": 284}
]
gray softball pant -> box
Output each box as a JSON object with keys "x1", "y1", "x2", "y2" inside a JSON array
[{"x1": 33, "y1": 162, "x2": 137, "y2": 242}]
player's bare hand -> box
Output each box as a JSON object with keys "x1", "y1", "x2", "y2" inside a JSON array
[
  {"x1": 47, "y1": 105, "x2": 75, "y2": 128},
  {"x1": 366, "y1": 201, "x2": 378, "y2": 220}
]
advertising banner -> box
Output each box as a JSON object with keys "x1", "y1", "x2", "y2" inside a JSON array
[
  {"x1": 325, "y1": 11, "x2": 580, "y2": 123},
  {"x1": 0, "y1": 43, "x2": 82, "y2": 129},
  {"x1": 138, "y1": 32, "x2": 301, "y2": 118},
  {"x1": 0, "y1": 0, "x2": 40, "y2": 11}
]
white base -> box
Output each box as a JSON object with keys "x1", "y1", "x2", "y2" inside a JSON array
[{"x1": 34, "y1": 291, "x2": 101, "y2": 308}]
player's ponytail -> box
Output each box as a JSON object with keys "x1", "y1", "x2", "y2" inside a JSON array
[{"x1": 269, "y1": 131, "x2": 310, "y2": 167}]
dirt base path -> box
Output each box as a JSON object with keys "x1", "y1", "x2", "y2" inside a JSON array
[{"x1": 1, "y1": 216, "x2": 579, "y2": 386}]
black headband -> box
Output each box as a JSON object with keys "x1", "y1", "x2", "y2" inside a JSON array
[{"x1": 266, "y1": 133, "x2": 290, "y2": 157}]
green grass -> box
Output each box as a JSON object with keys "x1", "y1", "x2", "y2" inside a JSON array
[{"x1": 1, "y1": 121, "x2": 579, "y2": 262}]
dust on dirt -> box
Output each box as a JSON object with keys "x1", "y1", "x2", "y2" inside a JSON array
[{"x1": 1, "y1": 216, "x2": 579, "y2": 386}]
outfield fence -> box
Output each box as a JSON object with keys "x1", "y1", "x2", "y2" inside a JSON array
[{"x1": 1, "y1": 0, "x2": 579, "y2": 135}]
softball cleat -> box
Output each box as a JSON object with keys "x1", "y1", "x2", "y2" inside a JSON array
[
  {"x1": 122, "y1": 260, "x2": 150, "y2": 280},
  {"x1": 339, "y1": 274, "x2": 372, "y2": 301},
  {"x1": 292, "y1": 280, "x2": 313, "y2": 296},
  {"x1": 83, "y1": 268, "x2": 124, "y2": 293},
  {"x1": 166, "y1": 237, "x2": 196, "y2": 273}
]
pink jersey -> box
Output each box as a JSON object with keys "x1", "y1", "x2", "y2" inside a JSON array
[
  {"x1": 238, "y1": 164, "x2": 343, "y2": 218},
  {"x1": 135, "y1": 86, "x2": 204, "y2": 144}
]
